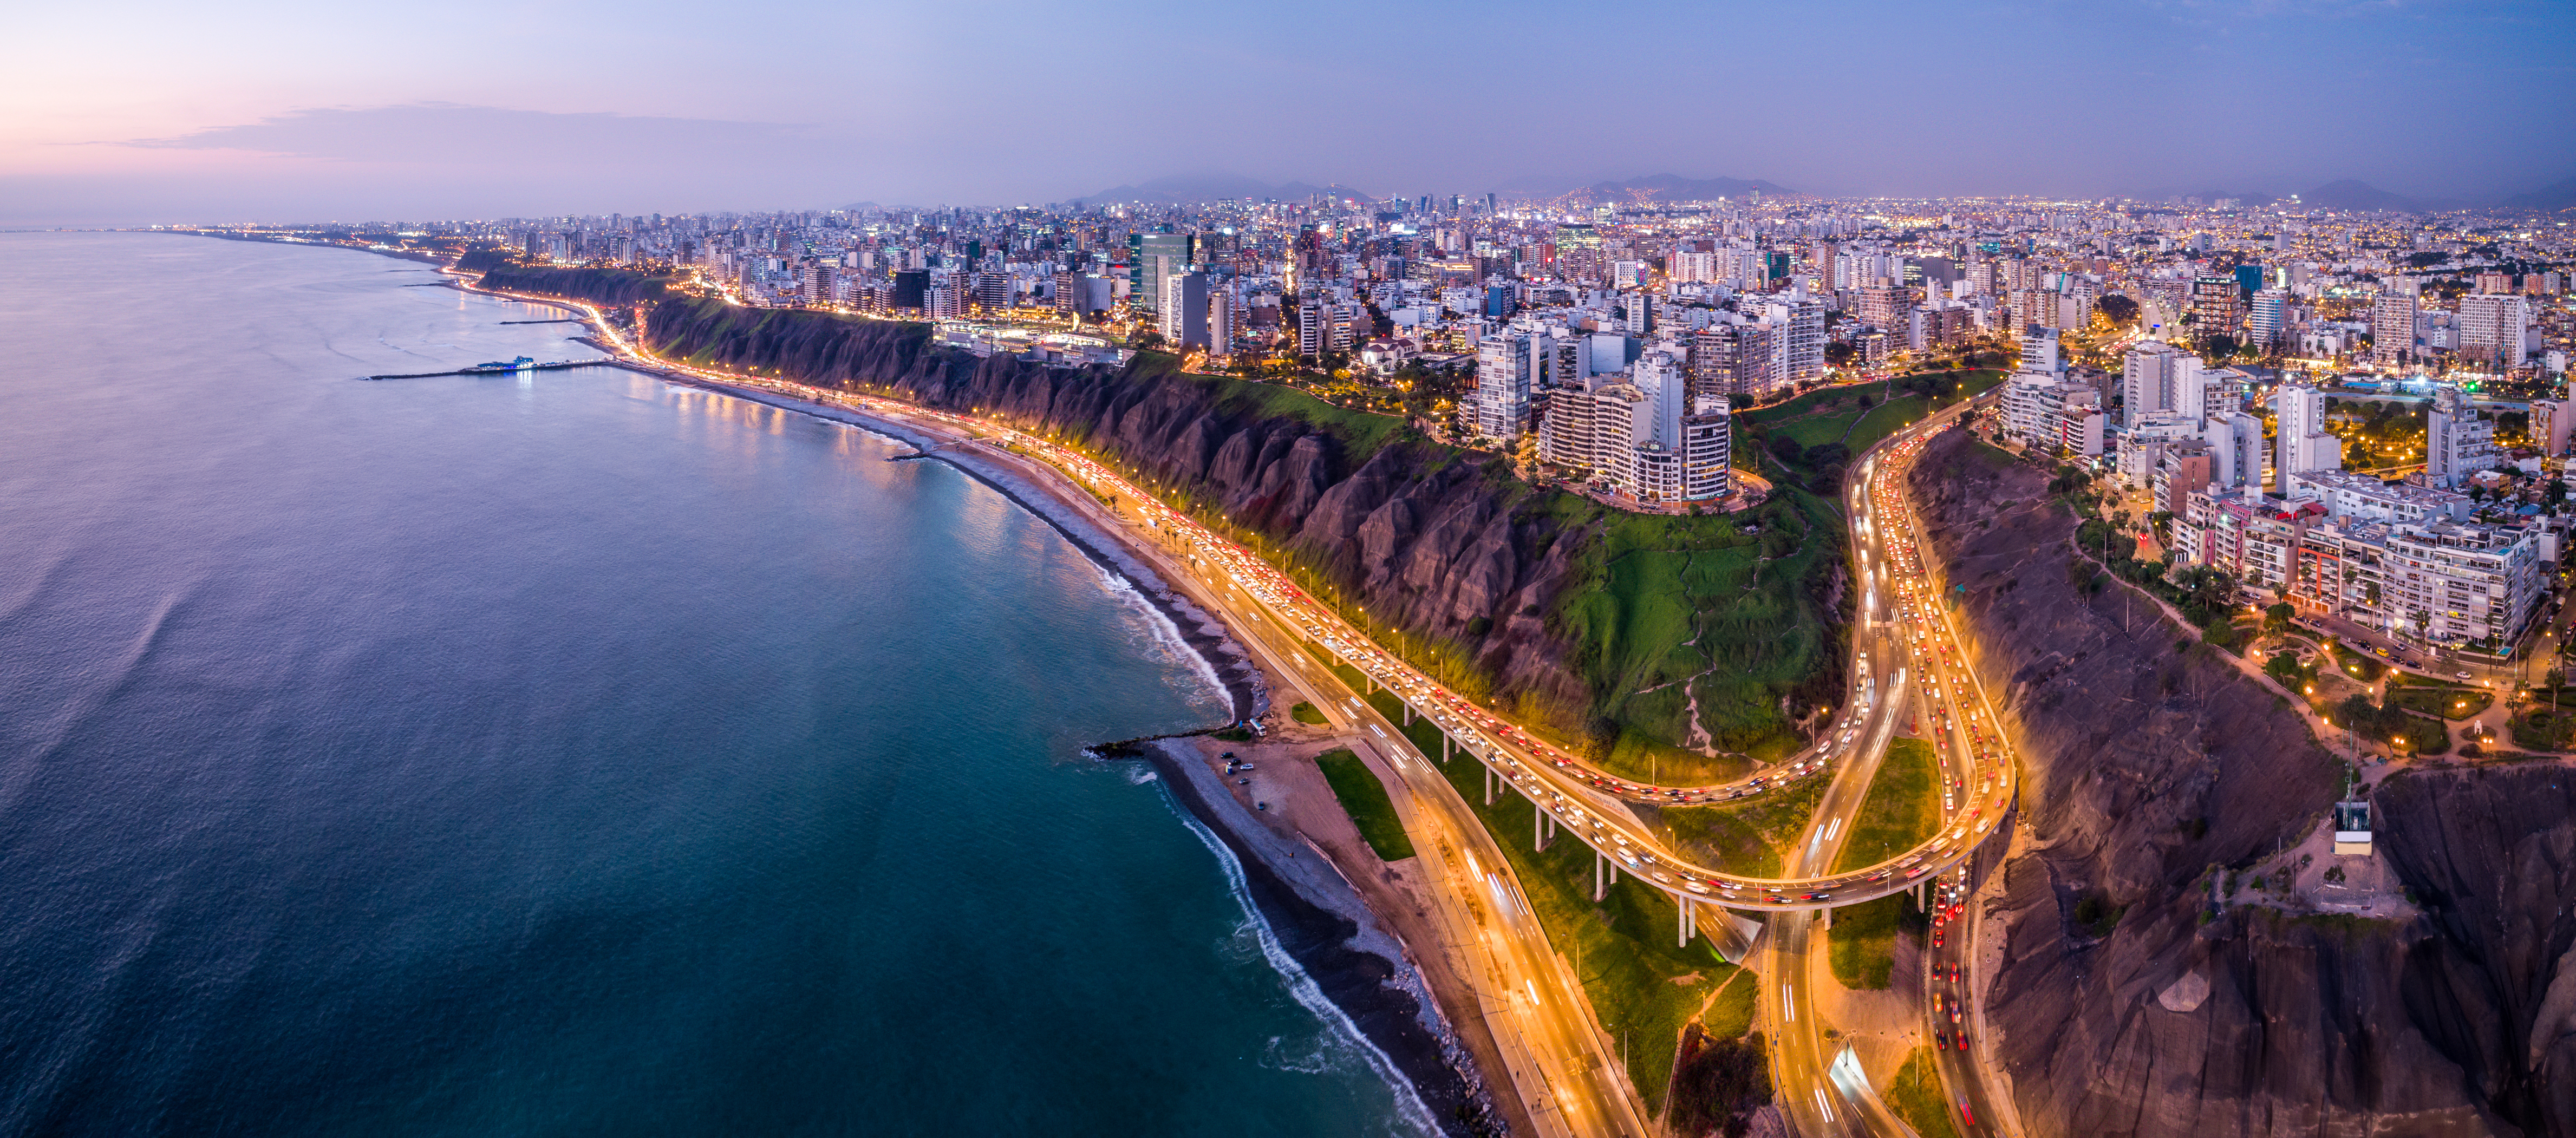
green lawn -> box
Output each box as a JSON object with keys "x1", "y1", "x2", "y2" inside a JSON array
[
  {"x1": 1298, "y1": 638, "x2": 1730, "y2": 1115},
  {"x1": 1290, "y1": 701, "x2": 1327, "y2": 725},
  {"x1": 1831, "y1": 737, "x2": 1942, "y2": 873},
  {"x1": 2388, "y1": 686, "x2": 2492, "y2": 721},
  {"x1": 1825, "y1": 894, "x2": 1903, "y2": 989},
  {"x1": 1778, "y1": 411, "x2": 1864, "y2": 448},
  {"x1": 1886, "y1": 1046, "x2": 1966, "y2": 1138},
  {"x1": 1314, "y1": 748, "x2": 1417, "y2": 861}
]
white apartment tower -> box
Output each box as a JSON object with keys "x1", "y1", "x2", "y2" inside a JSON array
[
  {"x1": 2272, "y1": 383, "x2": 2340, "y2": 493},
  {"x1": 1474, "y1": 333, "x2": 1534, "y2": 440},
  {"x1": 2424, "y1": 384, "x2": 2497, "y2": 487}
]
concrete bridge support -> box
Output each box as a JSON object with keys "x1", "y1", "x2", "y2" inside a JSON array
[
  {"x1": 1679, "y1": 896, "x2": 1695, "y2": 947},
  {"x1": 1484, "y1": 767, "x2": 1496, "y2": 806},
  {"x1": 1441, "y1": 734, "x2": 1451, "y2": 763}
]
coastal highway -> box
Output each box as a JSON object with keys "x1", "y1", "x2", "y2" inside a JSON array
[
  {"x1": 1233, "y1": 613, "x2": 1651, "y2": 1138},
  {"x1": 455, "y1": 267, "x2": 2019, "y2": 1130},
  {"x1": 456, "y1": 264, "x2": 2014, "y2": 908}
]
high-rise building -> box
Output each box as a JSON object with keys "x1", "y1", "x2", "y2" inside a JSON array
[
  {"x1": 1206, "y1": 288, "x2": 1234, "y2": 356},
  {"x1": 2122, "y1": 341, "x2": 2180, "y2": 426},
  {"x1": 2247, "y1": 289, "x2": 2288, "y2": 351},
  {"x1": 2191, "y1": 275, "x2": 2245, "y2": 342},
  {"x1": 1474, "y1": 334, "x2": 1534, "y2": 439},
  {"x1": 2021, "y1": 326, "x2": 2062, "y2": 374},
  {"x1": 1160, "y1": 272, "x2": 1210, "y2": 348},
  {"x1": 1858, "y1": 285, "x2": 1909, "y2": 331},
  {"x1": 890, "y1": 269, "x2": 930, "y2": 313},
  {"x1": 2425, "y1": 384, "x2": 2497, "y2": 487},
  {"x1": 2370, "y1": 289, "x2": 2419, "y2": 365},
  {"x1": 2456, "y1": 292, "x2": 2528, "y2": 369},
  {"x1": 2273, "y1": 383, "x2": 2340, "y2": 493},
  {"x1": 1133, "y1": 231, "x2": 1193, "y2": 316}
]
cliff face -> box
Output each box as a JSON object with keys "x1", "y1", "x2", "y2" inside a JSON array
[
  {"x1": 1912, "y1": 428, "x2": 2576, "y2": 1137},
  {"x1": 476, "y1": 265, "x2": 674, "y2": 306}
]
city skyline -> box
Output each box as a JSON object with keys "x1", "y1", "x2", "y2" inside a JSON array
[{"x1": 8, "y1": 0, "x2": 2574, "y2": 224}]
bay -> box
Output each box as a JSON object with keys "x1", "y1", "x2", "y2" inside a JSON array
[{"x1": 0, "y1": 232, "x2": 1423, "y2": 1136}]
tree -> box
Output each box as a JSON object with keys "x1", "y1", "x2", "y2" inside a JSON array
[
  {"x1": 2096, "y1": 295, "x2": 2141, "y2": 327},
  {"x1": 2265, "y1": 601, "x2": 2294, "y2": 634}
]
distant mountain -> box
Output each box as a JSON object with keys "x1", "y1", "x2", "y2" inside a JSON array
[
  {"x1": 2500, "y1": 176, "x2": 2576, "y2": 212},
  {"x1": 1075, "y1": 173, "x2": 1371, "y2": 205},
  {"x1": 2297, "y1": 179, "x2": 2469, "y2": 213},
  {"x1": 1496, "y1": 173, "x2": 1794, "y2": 203}
]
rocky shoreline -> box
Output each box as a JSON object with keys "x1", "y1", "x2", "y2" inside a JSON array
[{"x1": 1131, "y1": 737, "x2": 1500, "y2": 1137}]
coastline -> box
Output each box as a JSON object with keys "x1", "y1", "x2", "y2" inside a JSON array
[
  {"x1": 1137, "y1": 736, "x2": 1492, "y2": 1137},
  {"x1": 627, "y1": 370, "x2": 1517, "y2": 1135},
  {"x1": 432, "y1": 261, "x2": 1517, "y2": 1136}
]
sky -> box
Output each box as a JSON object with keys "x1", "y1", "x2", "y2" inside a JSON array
[{"x1": 4, "y1": 0, "x2": 2571, "y2": 225}]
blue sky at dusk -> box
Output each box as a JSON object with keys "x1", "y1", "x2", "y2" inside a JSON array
[{"x1": 4, "y1": 0, "x2": 2570, "y2": 223}]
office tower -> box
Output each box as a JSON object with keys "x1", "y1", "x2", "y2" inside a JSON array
[
  {"x1": 1475, "y1": 334, "x2": 1534, "y2": 439},
  {"x1": 2234, "y1": 263, "x2": 2266, "y2": 298},
  {"x1": 2456, "y1": 292, "x2": 2528, "y2": 369},
  {"x1": 1160, "y1": 272, "x2": 1210, "y2": 348},
  {"x1": 2370, "y1": 289, "x2": 2420, "y2": 364},
  {"x1": 2273, "y1": 384, "x2": 2340, "y2": 493},
  {"x1": 891, "y1": 269, "x2": 930, "y2": 312},
  {"x1": 1132, "y1": 231, "x2": 1192, "y2": 316}
]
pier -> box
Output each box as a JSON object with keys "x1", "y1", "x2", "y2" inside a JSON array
[
  {"x1": 498, "y1": 318, "x2": 587, "y2": 325},
  {"x1": 357, "y1": 361, "x2": 619, "y2": 381}
]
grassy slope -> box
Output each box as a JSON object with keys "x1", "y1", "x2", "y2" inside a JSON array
[
  {"x1": 1546, "y1": 490, "x2": 1845, "y2": 773},
  {"x1": 1886, "y1": 1046, "x2": 1967, "y2": 1138},
  {"x1": 1652, "y1": 771, "x2": 1834, "y2": 879},
  {"x1": 1826, "y1": 895, "x2": 1905, "y2": 989},
  {"x1": 1831, "y1": 738, "x2": 1942, "y2": 873},
  {"x1": 1299, "y1": 639, "x2": 1731, "y2": 1115},
  {"x1": 1194, "y1": 374, "x2": 1412, "y2": 466},
  {"x1": 1315, "y1": 748, "x2": 1417, "y2": 861}
]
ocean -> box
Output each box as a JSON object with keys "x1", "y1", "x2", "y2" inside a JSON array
[{"x1": 0, "y1": 232, "x2": 1425, "y2": 1136}]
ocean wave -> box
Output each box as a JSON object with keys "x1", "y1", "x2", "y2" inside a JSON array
[
  {"x1": 1160, "y1": 788, "x2": 1440, "y2": 1136},
  {"x1": 1092, "y1": 564, "x2": 1230, "y2": 714}
]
